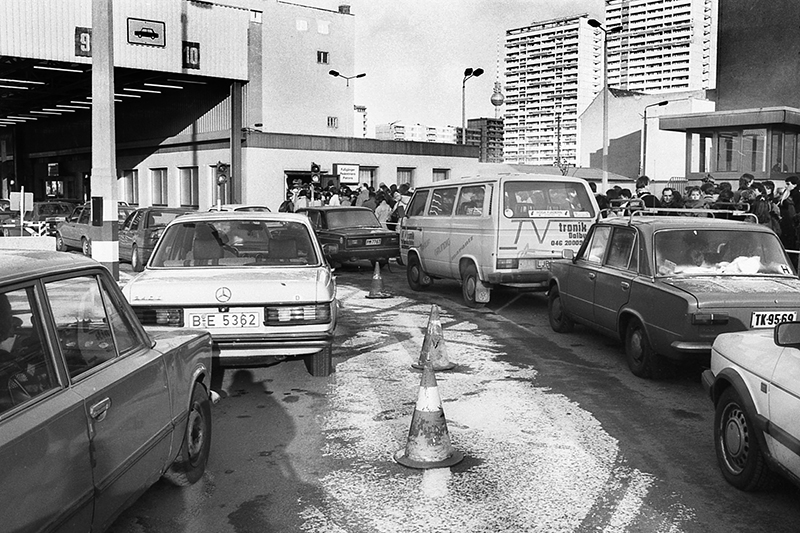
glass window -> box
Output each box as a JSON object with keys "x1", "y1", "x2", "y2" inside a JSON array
[
  {"x1": 45, "y1": 275, "x2": 141, "y2": 379},
  {"x1": 397, "y1": 168, "x2": 414, "y2": 188},
  {"x1": 0, "y1": 287, "x2": 57, "y2": 415},
  {"x1": 150, "y1": 220, "x2": 319, "y2": 268},
  {"x1": 741, "y1": 129, "x2": 766, "y2": 173},
  {"x1": 180, "y1": 167, "x2": 199, "y2": 208},
  {"x1": 119, "y1": 169, "x2": 139, "y2": 205},
  {"x1": 503, "y1": 180, "x2": 595, "y2": 218},
  {"x1": 406, "y1": 190, "x2": 429, "y2": 217},
  {"x1": 427, "y1": 188, "x2": 458, "y2": 216},
  {"x1": 78, "y1": 206, "x2": 90, "y2": 224},
  {"x1": 771, "y1": 131, "x2": 789, "y2": 173},
  {"x1": 580, "y1": 226, "x2": 610, "y2": 263},
  {"x1": 605, "y1": 228, "x2": 637, "y2": 270},
  {"x1": 151, "y1": 168, "x2": 168, "y2": 206},
  {"x1": 690, "y1": 132, "x2": 713, "y2": 173},
  {"x1": 716, "y1": 132, "x2": 739, "y2": 172},
  {"x1": 455, "y1": 185, "x2": 486, "y2": 216},
  {"x1": 433, "y1": 169, "x2": 449, "y2": 182},
  {"x1": 783, "y1": 133, "x2": 796, "y2": 173}
]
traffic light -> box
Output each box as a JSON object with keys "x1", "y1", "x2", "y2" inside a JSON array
[
  {"x1": 311, "y1": 162, "x2": 321, "y2": 183},
  {"x1": 215, "y1": 162, "x2": 230, "y2": 185}
]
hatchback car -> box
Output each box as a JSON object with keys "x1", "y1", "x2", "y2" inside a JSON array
[
  {"x1": 0, "y1": 251, "x2": 214, "y2": 532},
  {"x1": 297, "y1": 206, "x2": 400, "y2": 267},
  {"x1": 547, "y1": 213, "x2": 800, "y2": 378},
  {"x1": 121, "y1": 212, "x2": 338, "y2": 376},
  {"x1": 119, "y1": 206, "x2": 194, "y2": 271},
  {"x1": 56, "y1": 203, "x2": 146, "y2": 256},
  {"x1": 702, "y1": 323, "x2": 800, "y2": 491}
]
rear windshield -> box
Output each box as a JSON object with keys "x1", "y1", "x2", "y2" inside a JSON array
[
  {"x1": 504, "y1": 181, "x2": 595, "y2": 219},
  {"x1": 325, "y1": 210, "x2": 381, "y2": 229},
  {"x1": 654, "y1": 229, "x2": 793, "y2": 276},
  {"x1": 147, "y1": 211, "x2": 187, "y2": 227},
  {"x1": 150, "y1": 219, "x2": 319, "y2": 267}
]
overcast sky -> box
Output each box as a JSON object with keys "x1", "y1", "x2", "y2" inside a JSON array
[{"x1": 337, "y1": 0, "x2": 604, "y2": 134}]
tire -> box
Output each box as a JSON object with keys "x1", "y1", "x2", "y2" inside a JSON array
[
  {"x1": 461, "y1": 263, "x2": 486, "y2": 308},
  {"x1": 131, "y1": 244, "x2": 144, "y2": 272},
  {"x1": 305, "y1": 345, "x2": 333, "y2": 377},
  {"x1": 81, "y1": 237, "x2": 91, "y2": 257},
  {"x1": 406, "y1": 254, "x2": 432, "y2": 291},
  {"x1": 714, "y1": 387, "x2": 774, "y2": 491},
  {"x1": 548, "y1": 287, "x2": 574, "y2": 333},
  {"x1": 55, "y1": 232, "x2": 67, "y2": 252},
  {"x1": 624, "y1": 318, "x2": 668, "y2": 379},
  {"x1": 164, "y1": 385, "x2": 212, "y2": 486}
]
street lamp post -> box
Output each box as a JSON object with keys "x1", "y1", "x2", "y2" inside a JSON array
[
  {"x1": 462, "y1": 67, "x2": 484, "y2": 144},
  {"x1": 641, "y1": 100, "x2": 669, "y2": 177},
  {"x1": 588, "y1": 19, "x2": 621, "y2": 193},
  {"x1": 328, "y1": 70, "x2": 366, "y2": 87}
]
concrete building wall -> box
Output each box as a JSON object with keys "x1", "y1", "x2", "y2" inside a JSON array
[
  {"x1": 716, "y1": 0, "x2": 800, "y2": 111},
  {"x1": 579, "y1": 90, "x2": 714, "y2": 185},
  {"x1": 259, "y1": 2, "x2": 355, "y2": 137}
]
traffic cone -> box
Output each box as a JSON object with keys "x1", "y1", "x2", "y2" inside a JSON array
[
  {"x1": 394, "y1": 361, "x2": 464, "y2": 469},
  {"x1": 412, "y1": 304, "x2": 456, "y2": 371},
  {"x1": 366, "y1": 261, "x2": 391, "y2": 299}
]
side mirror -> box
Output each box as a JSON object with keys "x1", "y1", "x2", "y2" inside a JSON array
[
  {"x1": 322, "y1": 243, "x2": 338, "y2": 256},
  {"x1": 775, "y1": 321, "x2": 800, "y2": 347},
  {"x1": 562, "y1": 249, "x2": 575, "y2": 261}
]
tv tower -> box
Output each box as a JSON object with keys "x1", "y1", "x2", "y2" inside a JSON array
[{"x1": 490, "y1": 39, "x2": 505, "y2": 118}]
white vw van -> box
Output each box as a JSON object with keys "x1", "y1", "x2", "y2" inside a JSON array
[{"x1": 399, "y1": 174, "x2": 599, "y2": 307}]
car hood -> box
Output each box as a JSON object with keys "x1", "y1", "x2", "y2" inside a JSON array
[
  {"x1": 323, "y1": 227, "x2": 393, "y2": 236},
  {"x1": 712, "y1": 328, "x2": 781, "y2": 373},
  {"x1": 124, "y1": 267, "x2": 335, "y2": 305},
  {"x1": 664, "y1": 276, "x2": 800, "y2": 307}
]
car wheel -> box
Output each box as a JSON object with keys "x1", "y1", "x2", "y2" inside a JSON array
[
  {"x1": 55, "y1": 232, "x2": 66, "y2": 252},
  {"x1": 407, "y1": 254, "x2": 432, "y2": 291},
  {"x1": 164, "y1": 385, "x2": 212, "y2": 486},
  {"x1": 547, "y1": 287, "x2": 574, "y2": 333},
  {"x1": 81, "y1": 237, "x2": 91, "y2": 257},
  {"x1": 714, "y1": 387, "x2": 775, "y2": 491},
  {"x1": 305, "y1": 345, "x2": 333, "y2": 377},
  {"x1": 131, "y1": 244, "x2": 144, "y2": 272},
  {"x1": 461, "y1": 263, "x2": 486, "y2": 308},
  {"x1": 624, "y1": 319, "x2": 668, "y2": 378}
]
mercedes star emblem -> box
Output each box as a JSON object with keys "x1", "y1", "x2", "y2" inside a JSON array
[{"x1": 215, "y1": 287, "x2": 232, "y2": 303}]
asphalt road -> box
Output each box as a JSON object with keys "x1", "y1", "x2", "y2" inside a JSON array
[{"x1": 109, "y1": 261, "x2": 800, "y2": 533}]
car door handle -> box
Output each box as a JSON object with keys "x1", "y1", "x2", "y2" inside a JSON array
[
  {"x1": 620, "y1": 281, "x2": 630, "y2": 290},
  {"x1": 588, "y1": 273, "x2": 596, "y2": 280},
  {"x1": 90, "y1": 397, "x2": 111, "y2": 422}
]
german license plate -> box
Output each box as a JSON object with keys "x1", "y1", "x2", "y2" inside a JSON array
[
  {"x1": 366, "y1": 238, "x2": 381, "y2": 245},
  {"x1": 186, "y1": 310, "x2": 263, "y2": 329},
  {"x1": 750, "y1": 311, "x2": 797, "y2": 328}
]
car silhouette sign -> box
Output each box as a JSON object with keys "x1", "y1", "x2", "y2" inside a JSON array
[{"x1": 128, "y1": 18, "x2": 165, "y2": 47}]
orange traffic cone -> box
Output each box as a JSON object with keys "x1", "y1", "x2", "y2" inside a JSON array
[
  {"x1": 366, "y1": 261, "x2": 391, "y2": 299},
  {"x1": 394, "y1": 361, "x2": 464, "y2": 469},
  {"x1": 412, "y1": 304, "x2": 456, "y2": 371}
]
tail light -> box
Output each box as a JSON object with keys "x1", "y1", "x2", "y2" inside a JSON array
[
  {"x1": 134, "y1": 307, "x2": 184, "y2": 327},
  {"x1": 264, "y1": 303, "x2": 332, "y2": 325}
]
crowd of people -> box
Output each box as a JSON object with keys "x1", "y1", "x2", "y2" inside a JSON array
[
  {"x1": 279, "y1": 181, "x2": 414, "y2": 230},
  {"x1": 593, "y1": 173, "x2": 800, "y2": 262}
]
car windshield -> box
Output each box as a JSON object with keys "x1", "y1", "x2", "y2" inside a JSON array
[
  {"x1": 38, "y1": 203, "x2": 72, "y2": 216},
  {"x1": 654, "y1": 229, "x2": 794, "y2": 276},
  {"x1": 504, "y1": 181, "x2": 596, "y2": 219},
  {"x1": 147, "y1": 211, "x2": 186, "y2": 227},
  {"x1": 150, "y1": 219, "x2": 319, "y2": 267},
  {"x1": 326, "y1": 210, "x2": 381, "y2": 229}
]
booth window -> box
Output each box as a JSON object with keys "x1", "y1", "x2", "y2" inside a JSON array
[
  {"x1": 741, "y1": 129, "x2": 766, "y2": 173},
  {"x1": 716, "y1": 132, "x2": 739, "y2": 173},
  {"x1": 690, "y1": 132, "x2": 713, "y2": 174}
]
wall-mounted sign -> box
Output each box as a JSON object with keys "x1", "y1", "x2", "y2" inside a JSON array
[
  {"x1": 183, "y1": 41, "x2": 200, "y2": 70},
  {"x1": 334, "y1": 164, "x2": 359, "y2": 185},
  {"x1": 127, "y1": 18, "x2": 165, "y2": 47},
  {"x1": 75, "y1": 27, "x2": 92, "y2": 57}
]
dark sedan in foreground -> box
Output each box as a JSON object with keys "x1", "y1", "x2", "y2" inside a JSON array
[
  {"x1": 297, "y1": 206, "x2": 400, "y2": 267},
  {"x1": 0, "y1": 251, "x2": 214, "y2": 532}
]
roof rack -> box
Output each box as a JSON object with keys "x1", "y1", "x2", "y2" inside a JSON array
[{"x1": 602, "y1": 199, "x2": 758, "y2": 224}]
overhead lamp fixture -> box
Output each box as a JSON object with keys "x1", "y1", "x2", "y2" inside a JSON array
[
  {"x1": 144, "y1": 82, "x2": 183, "y2": 89},
  {"x1": 56, "y1": 104, "x2": 89, "y2": 110},
  {"x1": 114, "y1": 92, "x2": 141, "y2": 98},
  {"x1": 0, "y1": 78, "x2": 45, "y2": 85},
  {"x1": 70, "y1": 100, "x2": 91, "y2": 105},
  {"x1": 0, "y1": 84, "x2": 30, "y2": 90},
  {"x1": 6, "y1": 115, "x2": 37, "y2": 120},
  {"x1": 33, "y1": 65, "x2": 84, "y2": 73},
  {"x1": 167, "y1": 78, "x2": 206, "y2": 85},
  {"x1": 43, "y1": 107, "x2": 74, "y2": 113},
  {"x1": 0, "y1": 118, "x2": 27, "y2": 123},
  {"x1": 30, "y1": 110, "x2": 62, "y2": 115},
  {"x1": 122, "y1": 87, "x2": 161, "y2": 94}
]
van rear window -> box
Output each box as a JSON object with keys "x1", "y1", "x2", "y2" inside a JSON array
[{"x1": 504, "y1": 181, "x2": 595, "y2": 218}]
